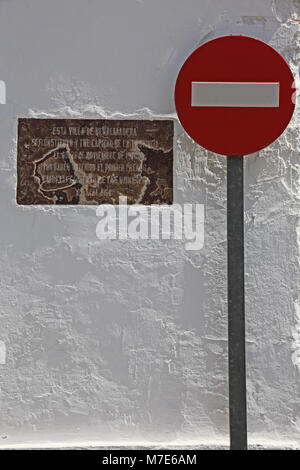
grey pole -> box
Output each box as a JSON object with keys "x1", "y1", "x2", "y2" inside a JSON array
[{"x1": 227, "y1": 156, "x2": 248, "y2": 450}]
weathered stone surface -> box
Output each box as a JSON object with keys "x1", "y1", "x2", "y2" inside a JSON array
[{"x1": 17, "y1": 119, "x2": 173, "y2": 205}]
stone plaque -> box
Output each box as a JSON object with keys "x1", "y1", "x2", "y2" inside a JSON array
[{"x1": 17, "y1": 119, "x2": 173, "y2": 205}]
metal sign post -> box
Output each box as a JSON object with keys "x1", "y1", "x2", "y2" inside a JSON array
[{"x1": 227, "y1": 156, "x2": 247, "y2": 450}]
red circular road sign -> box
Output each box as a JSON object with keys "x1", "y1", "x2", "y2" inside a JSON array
[{"x1": 175, "y1": 35, "x2": 296, "y2": 156}]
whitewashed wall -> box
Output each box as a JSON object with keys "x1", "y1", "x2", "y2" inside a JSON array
[{"x1": 0, "y1": 0, "x2": 299, "y2": 449}]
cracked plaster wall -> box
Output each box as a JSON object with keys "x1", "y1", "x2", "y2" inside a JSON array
[{"x1": 0, "y1": 0, "x2": 299, "y2": 448}]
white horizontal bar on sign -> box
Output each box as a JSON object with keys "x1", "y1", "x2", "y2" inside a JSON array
[{"x1": 191, "y1": 82, "x2": 279, "y2": 107}]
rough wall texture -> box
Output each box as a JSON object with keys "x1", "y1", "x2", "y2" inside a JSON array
[{"x1": 0, "y1": 0, "x2": 299, "y2": 448}]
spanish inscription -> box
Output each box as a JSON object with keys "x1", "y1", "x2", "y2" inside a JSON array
[{"x1": 17, "y1": 119, "x2": 173, "y2": 205}]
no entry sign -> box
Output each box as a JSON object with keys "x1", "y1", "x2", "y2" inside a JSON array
[
  {"x1": 174, "y1": 35, "x2": 296, "y2": 451},
  {"x1": 175, "y1": 35, "x2": 295, "y2": 156}
]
